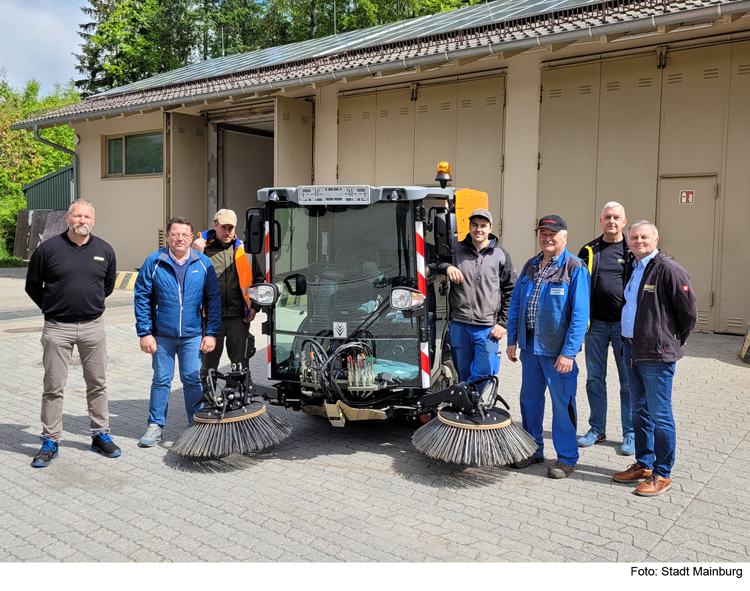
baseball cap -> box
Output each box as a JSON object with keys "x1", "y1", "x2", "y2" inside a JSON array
[
  {"x1": 536, "y1": 215, "x2": 567, "y2": 231},
  {"x1": 469, "y1": 208, "x2": 493, "y2": 225},
  {"x1": 214, "y1": 209, "x2": 237, "y2": 226}
]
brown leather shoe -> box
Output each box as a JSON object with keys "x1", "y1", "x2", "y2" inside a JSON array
[
  {"x1": 613, "y1": 463, "x2": 653, "y2": 483},
  {"x1": 635, "y1": 475, "x2": 671, "y2": 496}
]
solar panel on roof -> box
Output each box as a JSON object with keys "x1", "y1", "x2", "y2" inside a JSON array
[{"x1": 96, "y1": 0, "x2": 601, "y2": 97}]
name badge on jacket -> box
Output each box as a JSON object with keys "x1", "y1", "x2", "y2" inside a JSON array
[{"x1": 550, "y1": 287, "x2": 564, "y2": 296}]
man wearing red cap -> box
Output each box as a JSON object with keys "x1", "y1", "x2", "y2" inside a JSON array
[
  {"x1": 193, "y1": 209, "x2": 263, "y2": 387},
  {"x1": 506, "y1": 215, "x2": 590, "y2": 479}
]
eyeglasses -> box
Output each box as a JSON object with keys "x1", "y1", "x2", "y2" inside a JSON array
[{"x1": 169, "y1": 233, "x2": 193, "y2": 239}]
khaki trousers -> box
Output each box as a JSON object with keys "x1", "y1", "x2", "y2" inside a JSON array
[{"x1": 41, "y1": 316, "x2": 110, "y2": 441}]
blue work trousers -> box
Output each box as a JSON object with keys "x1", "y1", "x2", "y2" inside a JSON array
[
  {"x1": 449, "y1": 321, "x2": 501, "y2": 383},
  {"x1": 583, "y1": 319, "x2": 632, "y2": 438},
  {"x1": 622, "y1": 340, "x2": 676, "y2": 479},
  {"x1": 148, "y1": 335, "x2": 203, "y2": 427},
  {"x1": 519, "y1": 345, "x2": 579, "y2": 466}
]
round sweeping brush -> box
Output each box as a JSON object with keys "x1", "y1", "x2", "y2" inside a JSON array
[
  {"x1": 172, "y1": 402, "x2": 292, "y2": 458},
  {"x1": 412, "y1": 407, "x2": 537, "y2": 467}
]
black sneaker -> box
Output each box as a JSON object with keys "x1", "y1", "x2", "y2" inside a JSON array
[
  {"x1": 91, "y1": 433, "x2": 121, "y2": 458},
  {"x1": 31, "y1": 437, "x2": 58, "y2": 467}
]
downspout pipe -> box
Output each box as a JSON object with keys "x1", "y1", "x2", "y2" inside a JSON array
[{"x1": 33, "y1": 124, "x2": 78, "y2": 204}]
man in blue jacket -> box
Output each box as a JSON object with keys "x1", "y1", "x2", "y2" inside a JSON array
[
  {"x1": 506, "y1": 215, "x2": 590, "y2": 479},
  {"x1": 134, "y1": 217, "x2": 221, "y2": 447}
]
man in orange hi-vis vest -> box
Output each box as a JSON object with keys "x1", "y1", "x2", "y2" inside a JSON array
[{"x1": 193, "y1": 209, "x2": 264, "y2": 387}]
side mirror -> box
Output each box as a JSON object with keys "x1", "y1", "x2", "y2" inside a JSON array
[
  {"x1": 248, "y1": 283, "x2": 280, "y2": 308},
  {"x1": 245, "y1": 211, "x2": 264, "y2": 254},
  {"x1": 283, "y1": 273, "x2": 307, "y2": 296},
  {"x1": 434, "y1": 212, "x2": 458, "y2": 258}
]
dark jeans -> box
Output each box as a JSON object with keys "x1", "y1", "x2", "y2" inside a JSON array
[
  {"x1": 583, "y1": 319, "x2": 632, "y2": 438},
  {"x1": 622, "y1": 340, "x2": 677, "y2": 479}
]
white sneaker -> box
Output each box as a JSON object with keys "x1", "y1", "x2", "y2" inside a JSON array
[{"x1": 138, "y1": 424, "x2": 162, "y2": 447}]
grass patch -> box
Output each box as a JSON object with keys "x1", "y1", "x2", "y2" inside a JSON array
[{"x1": 0, "y1": 243, "x2": 27, "y2": 267}]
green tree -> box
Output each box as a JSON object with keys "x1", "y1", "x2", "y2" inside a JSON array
[{"x1": 0, "y1": 69, "x2": 79, "y2": 257}]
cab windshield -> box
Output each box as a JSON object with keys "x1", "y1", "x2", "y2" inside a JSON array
[{"x1": 270, "y1": 201, "x2": 421, "y2": 383}]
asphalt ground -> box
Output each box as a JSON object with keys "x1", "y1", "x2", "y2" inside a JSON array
[{"x1": 0, "y1": 266, "x2": 748, "y2": 584}]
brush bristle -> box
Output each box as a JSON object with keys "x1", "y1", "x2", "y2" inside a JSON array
[
  {"x1": 172, "y1": 409, "x2": 292, "y2": 458},
  {"x1": 412, "y1": 418, "x2": 538, "y2": 467}
]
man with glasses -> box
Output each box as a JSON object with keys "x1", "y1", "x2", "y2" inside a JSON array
[{"x1": 134, "y1": 217, "x2": 221, "y2": 447}]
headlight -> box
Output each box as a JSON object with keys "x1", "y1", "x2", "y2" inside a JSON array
[
  {"x1": 390, "y1": 288, "x2": 425, "y2": 310},
  {"x1": 248, "y1": 283, "x2": 279, "y2": 306}
]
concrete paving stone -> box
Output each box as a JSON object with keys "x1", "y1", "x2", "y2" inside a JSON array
[
  {"x1": 602, "y1": 541, "x2": 649, "y2": 562},
  {"x1": 679, "y1": 539, "x2": 748, "y2": 561}
]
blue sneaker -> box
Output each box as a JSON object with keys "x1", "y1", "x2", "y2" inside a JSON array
[
  {"x1": 577, "y1": 429, "x2": 605, "y2": 447},
  {"x1": 91, "y1": 433, "x2": 121, "y2": 458},
  {"x1": 31, "y1": 437, "x2": 58, "y2": 467},
  {"x1": 619, "y1": 433, "x2": 635, "y2": 456}
]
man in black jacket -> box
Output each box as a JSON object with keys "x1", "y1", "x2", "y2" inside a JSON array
[
  {"x1": 25, "y1": 199, "x2": 120, "y2": 467},
  {"x1": 613, "y1": 221, "x2": 697, "y2": 496},
  {"x1": 577, "y1": 202, "x2": 634, "y2": 455},
  {"x1": 439, "y1": 208, "x2": 516, "y2": 383}
]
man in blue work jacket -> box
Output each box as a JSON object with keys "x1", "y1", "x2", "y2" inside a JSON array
[
  {"x1": 506, "y1": 215, "x2": 590, "y2": 479},
  {"x1": 134, "y1": 216, "x2": 221, "y2": 447}
]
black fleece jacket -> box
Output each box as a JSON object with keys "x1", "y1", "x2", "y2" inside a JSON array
[
  {"x1": 25, "y1": 232, "x2": 117, "y2": 323},
  {"x1": 624, "y1": 251, "x2": 698, "y2": 363}
]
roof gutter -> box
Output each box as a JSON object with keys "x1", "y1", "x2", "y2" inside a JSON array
[
  {"x1": 33, "y1": 125, "x2": 78, "y2": 203},
  {"x1": 11, "y1": 1, "x2": 750, "y2": 131}
]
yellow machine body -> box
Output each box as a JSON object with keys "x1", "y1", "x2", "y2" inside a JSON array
[{"x1": 453, "y1": 189, "x2": 489, "y2": 241}]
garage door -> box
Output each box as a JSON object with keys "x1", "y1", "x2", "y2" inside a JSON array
[{"x1": 338, "y1": 76, "x2": 505, "y2": 230}]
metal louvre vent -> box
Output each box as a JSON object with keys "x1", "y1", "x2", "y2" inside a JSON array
[
  {"x1": 725, "y1": 317, "x2": 745, "y2": 332},
  {"x1": 703, "y1": 68, "x2": 720, "y2": 80},
  {"x1": 362, "y1": 111, "x2": 371, "y2": 119},
  {"x1": 418, "y1": 105, "x2": 428, "y2": 114},
  {"x1": 460, "y1": 99, "x2": 472, "y2": 108},
  {"x1": 380, "y1": 109, "x2": 389, "y2": 117},
  {"x1": 195, "y1": 128, "x2": 203, "y2": 136},
  {"x1": 400, "y1": 107, "x2": 409, "y2": 115},
  {"x1": 696, "y1": 312, "x2": 708, "y2": 325},
  {"x1": 486, "y1": 96, "x2": 497, "y2": 106},
  {"x1": 158, "y1": 229, "x2": 165, "y2": 249},
  {"x1": 549, "y1": 89, "x2": 562, "y2": 99},
  {"x1": 578, "y1": 84, "x2": 592, "y2": 95},
  {"x1": 300, "y1": 115, "x2": 309, "y2": 124},
  {"x1": 605, "y1": 81, "x2": 620, "y2": 92},
  {"x1": 739, "y1": 64, "x2": 750, "y2": 76},
  {"x1": 282, "y1": 112, "x2": 291, "y2": 121},
  {"x1": 342, "y1": 113, "x2": 352, "y2": 122},
  {"x1": 440, "y1": 102, "x2": 451, "y2": 110},
  {"x1": 177, "y1": 126, "x2": 186, "y2": 134},
  {"x1": 638, "y1": 77, "x2": 653, "y2": 88},
  {"x1": 667, "y1": 73, "x2": 683, "y2": 84}
]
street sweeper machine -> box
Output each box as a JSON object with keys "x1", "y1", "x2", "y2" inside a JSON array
[{"x1": 172, "y1": 163, "x2": 537, "y2": 466}]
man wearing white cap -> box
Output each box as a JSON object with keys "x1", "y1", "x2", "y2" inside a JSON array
[{"x1": 193, "y1": 209, "x2": 263, "y2": 386}]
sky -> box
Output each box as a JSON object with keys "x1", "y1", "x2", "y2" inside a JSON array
[{"x1": 0, "y1": 0, "x2": 85, "y2": 93}]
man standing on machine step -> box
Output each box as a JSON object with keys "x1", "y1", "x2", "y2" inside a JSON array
[
  {"x1": 506, "y1": 215, "x2": 590, "y2": 479},
  {"x1": 439, "y1": 208, "x2": 517, "y2": 384},
  {"x1": 192, "y1": 209, "x2": 263, "y2": 390},
  {"x1": 577, "y1": 201, "x2": 634, "y2": 455}
]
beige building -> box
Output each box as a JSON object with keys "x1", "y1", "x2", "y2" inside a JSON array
[{"x1": 13, "y1": 0, "x2": 750, "y2": 334}]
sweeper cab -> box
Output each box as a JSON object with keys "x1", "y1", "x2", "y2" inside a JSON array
[
  {"x1": 243, "y1": 162, "x2": 525, "y2": 432},
  {"x1": 173, "y1": 163, "x2": 537, "y2": 465}
]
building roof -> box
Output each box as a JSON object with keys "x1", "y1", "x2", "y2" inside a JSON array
[{"x1": 12, "y1": 0, "x2": 750, "y2": 130}]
